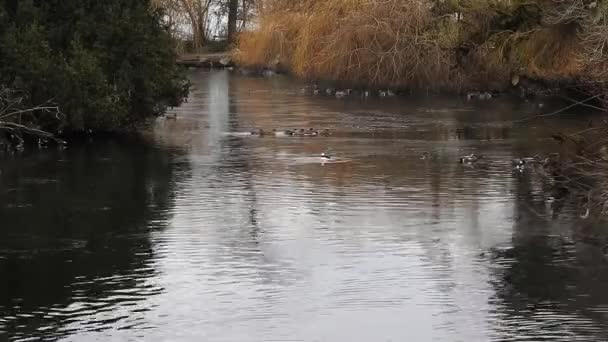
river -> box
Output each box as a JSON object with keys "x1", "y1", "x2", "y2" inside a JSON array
[{"x1": 1, "y1": 70, "x2": 608, "y2": 341}]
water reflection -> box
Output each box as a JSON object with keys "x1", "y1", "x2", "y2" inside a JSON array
[
  {"x1": 2, "y1": 69, "x2": 608, "y2": 341},
  {"x1": 0, "y1": 138, "x2": 187, "y2": 340},
  {"x1": 488, "y1": 178, "x2": 608, "y2": 341}
]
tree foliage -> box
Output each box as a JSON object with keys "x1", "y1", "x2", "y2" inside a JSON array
[{"x1": 0, "y1": 0, "x2": 188, "y2": 133}]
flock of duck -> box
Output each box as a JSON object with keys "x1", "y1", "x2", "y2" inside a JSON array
[
  {"x1": 248, "y1": 128, "x2": 331, "y2": 137},
  {"x1": 240, "y1": 128, "x2": 559, "y2": 168},
  {"x1": 451, "y1": 152, "x2": 561, "y2": 173},
  {"x1": 300, "y1": 84, "x2": 397, "y2": 98},
  {"x1": 301, "y1": 84, "x2": 495, "y2": 101}
]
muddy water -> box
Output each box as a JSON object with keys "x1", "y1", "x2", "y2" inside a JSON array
[{"x1": 1, "y1": 70, "x2": 608, "y2": 341}]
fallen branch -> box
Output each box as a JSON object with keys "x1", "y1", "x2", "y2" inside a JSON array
[
  {"x1": 514, "y1": 92, "x2": 607, "y2": 123},
  {"x1": 0, "y1": 88, "x2": 66, "y2": 149}
]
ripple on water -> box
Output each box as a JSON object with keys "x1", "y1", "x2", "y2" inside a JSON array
[{"x1": 1, "y1": 70, "x2": 605, "y2": 341}]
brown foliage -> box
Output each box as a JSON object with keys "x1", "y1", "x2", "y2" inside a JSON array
[
  {"x1": 236, "y1": 0, "x2": 456, "y2": 90},
  {"x1": 236, "y1": 0, "x2": 608, "y2": 93}
]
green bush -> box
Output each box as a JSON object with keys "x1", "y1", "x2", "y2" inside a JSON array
[{"x1": 0, "y1": 0, "x2": 187, "y2": 133}]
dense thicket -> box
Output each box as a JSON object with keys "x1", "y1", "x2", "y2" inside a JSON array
[
  {"x1": 236, "y1": 0, "x2": 608, "y2": 102},
  {"x1": 0, "y1": 0, "x2": 188, "y2": 133}
]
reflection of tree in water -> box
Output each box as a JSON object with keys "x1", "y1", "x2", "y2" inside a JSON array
[
  {"x1": 0, "y1": 137, "x2": 188, "y2": 341},
  {"x1": 488, "y1": 174, "x2": 608, "y2": 339},
  {"x1": 206, "y1": 73, "x2": 301, "y2": 287}
]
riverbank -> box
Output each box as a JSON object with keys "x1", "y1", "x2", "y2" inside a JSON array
[
  {"x1": 176, "y1": 53, "x2": 234, "y2": 68},
  {"x1": 235, "y1": 0, "x2": 608, "y2": 105}
]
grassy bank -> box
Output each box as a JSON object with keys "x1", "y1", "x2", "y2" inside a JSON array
[{"x1": 235, "y1": 0, "x2": 608, "y2": 100}]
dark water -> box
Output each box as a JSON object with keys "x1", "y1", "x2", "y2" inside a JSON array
[{"x1": 2, "y1": 70, "x2": 608, "y2": 341}]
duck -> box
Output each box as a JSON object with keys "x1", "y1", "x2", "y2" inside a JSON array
[
  {"x1": 458, "y1": 154, "x2": 480, "y2": 163},
  {"x1": 512, "y1": 155, "x2": 542, "y2": 167},
  {"x1": 304, "y1": 131, "x2": 319, "y2": 137},
  {"x1": 466, "y1": 92, "x2": 479, "y2": 101},
  {"x1": 321, "y1": 152, "x2": 332, "y2": 159},
  {"x1": 325, "y1": 88, "x2": 335, "y2": 96},
  {"x1": 512, "y1": 158, "x2": 526, "y2": 171},
  {"x1": 512, "y1": 158, "x2": 526, "y2": 167},
  {"x1": 420, "y1": 152, "x2": 430, "y2": 160},
  {"x1": 250, "y1": 129, "x2": 267, "y2": 136},
  {"x1": 303, "y1": 128, "x2": 319, "y2": 137},
  {"x1": 479, "y1": 92, "x2": 492, "y2": 100},
  {"x1": 379, "y1": 90, "x2": 387, "y2": 97},
  {"x1": 271, "y1": 129, "x2": 285, "y2": 136},
  {"x1": 165, "y1": 112, "x2": 177, "y2": 120},
  {"x1": 386, "y1": 89, "x2": 396, "y2": 97},
  {"x1": 335, "y1": 90, "x2": 347, "y2": 98},
  {"x1": 319, "y1": 129, "x2": 331, "y2": 136}
]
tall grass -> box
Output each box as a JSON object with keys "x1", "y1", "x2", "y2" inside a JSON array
[
  {"x1": 236, "y1": 0, "x2": 457, "y2": 90},
  {"x1": 236, "y1": 0, "x2": 608, "y2": 93}
]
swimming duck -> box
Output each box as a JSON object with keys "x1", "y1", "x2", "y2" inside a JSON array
[
  {"x1": 335, "y1": 90, "x2": 347, "y2": 98},
  {"x1": 458, "y1": 154, "x2": 480, "y2": 163},
  {"x1": 325, "y1": 88, "x2": 335, "y2": 96},
  {"x1": 271, "y1": 129, "x2": 287, "y2": 136},
  {"x1": 321, "y1": 152, "x2": 332, "y2": 159},
  {"x1": 466, "y1": 92, "x2": 479, "y2": 101},
  {"x1": 512, "y1": 155, "x2": 542, "y2": 167},
  {"x1": 250, "y1": 129, "x2": 267, "y2": 136},
  {"x1": 165, "y1": 113, "x2": 177, "y2": 120},
  {"x1": 304, "y1": 131, "x2": 319, "y2": 137},
  {"x1": 420, "y1": 152, "x2": 430, "y2": 160},
  {"x1": 319, "y1": 129, "x2": 331, "y2": 136},
  {"x1": 512, "y1": 158, "x2": 526, "y2": 172},
  {"x1": 512, "y1": 158, "x2": 526, "y2": 167},
  {"x1": 479, "y1": 92, "x2": 492, "y2": 100}
]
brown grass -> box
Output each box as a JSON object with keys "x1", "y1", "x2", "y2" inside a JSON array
[
  {"x1": 236, "y1": 0, "x2": 608, "y2": 93},
  {"x1": 236, "y1": 0, "x2": 456, "y2": 90}
]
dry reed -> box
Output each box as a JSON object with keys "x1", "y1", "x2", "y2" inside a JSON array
[{"x1": 236, "y1": 0, "x2": 608, "y2": 93}]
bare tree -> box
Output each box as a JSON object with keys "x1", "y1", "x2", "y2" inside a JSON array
[
  {"x1": 227, "y1": 0, "x2": 239, "y2": 42},
  {"x1": 155, "y1": 0, "x2": 256, "y2": 51}
]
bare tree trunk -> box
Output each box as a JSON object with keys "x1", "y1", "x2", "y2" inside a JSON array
[
  {"x1": 240, "y1": 0, "x2": 250, "y2": 30},
  {"x1": 227, "y1": 0, "x2": 238, "y2": 42}
]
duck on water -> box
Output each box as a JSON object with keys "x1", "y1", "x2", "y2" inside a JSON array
[
  {"x1": 248, "y1": 128, "x2": 329, "y2": 137},
  {"x1": 458, "y1": 154, "x2": 481, "y2": 164},
  {"x1": 512, "y1": 155, "x2": 543, "y2": 171}
]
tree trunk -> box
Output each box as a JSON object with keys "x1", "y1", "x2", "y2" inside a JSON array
[
  {"x1": 191, "y1": 20, "x2": 203, "y2": 51},
  {"x1": 227, "y1": 0, "x2": 238, "y2": 42}
]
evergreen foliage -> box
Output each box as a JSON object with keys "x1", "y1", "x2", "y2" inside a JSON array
[{"x1": 0, "y1": 0, "x2": 188, "y2": 132}]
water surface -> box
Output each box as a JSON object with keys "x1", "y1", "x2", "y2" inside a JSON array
[{"x1": 2, "y1": 70, "x2": 608, "y2": 341}]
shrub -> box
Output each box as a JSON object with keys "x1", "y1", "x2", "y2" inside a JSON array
[{"x1": 0, "y1": 0, "x2": 188, "y2": 133}]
